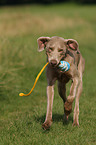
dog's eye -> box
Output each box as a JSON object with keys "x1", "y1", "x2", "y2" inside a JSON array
[
  {"x1": 49, "y1": 48, "x2": 53, "y2": 52},
  {"x1": 49, "y1": 48, "x2": 53, "y2": 50},
  {"x1": 58, "y1": 49, "x2": 63, "y2": 52}
]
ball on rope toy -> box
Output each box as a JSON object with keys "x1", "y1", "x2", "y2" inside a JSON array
[
  {"x1": 19, "y1": 61, "x2": 70, "y2": 97},
  {"x1": 59, "y1": 61, "x2": 70, "y2": 72}
]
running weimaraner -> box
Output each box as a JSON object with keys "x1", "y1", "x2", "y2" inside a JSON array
[{"x1": 37, "y1": 36, "x2": 85, "y2": 130}]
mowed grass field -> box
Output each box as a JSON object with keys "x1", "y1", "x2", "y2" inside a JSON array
[{"x1": 0, "y1": 3, "x2": 96, "y2": 145}]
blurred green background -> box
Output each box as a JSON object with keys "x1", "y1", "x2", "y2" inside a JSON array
[
  {"x1": 0, "y1": 0, "x2": 96, "y2": 5},
  {"x1": 0, "y1": 1, "x2": 96, "y2": 145}
]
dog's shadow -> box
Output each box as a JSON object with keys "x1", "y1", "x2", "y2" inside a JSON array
[{"x1": 34, "y1": 113, "x2": 73, "y2": 125}]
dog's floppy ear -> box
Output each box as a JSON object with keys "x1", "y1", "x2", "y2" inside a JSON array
[
  {"x1": 37, "y1": 37, "x2": 51, "y2": 52},
  {"x1": 65, "y1": 39, "x2": 79, "y2": 51}
]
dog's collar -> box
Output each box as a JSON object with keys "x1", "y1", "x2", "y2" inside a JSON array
[{"x1": 66, "y1": 49, "x2": 75, "y2": 64}]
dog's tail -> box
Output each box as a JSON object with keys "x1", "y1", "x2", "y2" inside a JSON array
[{"x1": 19, "y1": 62, "x2": 49, "y2": 97}]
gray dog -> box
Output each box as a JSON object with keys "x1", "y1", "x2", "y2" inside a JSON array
[{"x1": 37, "y1": 36, "x2": 85, "y2": 130}]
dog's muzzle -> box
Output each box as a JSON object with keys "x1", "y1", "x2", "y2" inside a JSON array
[{"x1": 50, "y1": 59, "x2": 58, "y2": 67}]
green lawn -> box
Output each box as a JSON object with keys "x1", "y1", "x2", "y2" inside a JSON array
[{"x1": 0, "y1": 3, "x2": 96, "y2": 145}]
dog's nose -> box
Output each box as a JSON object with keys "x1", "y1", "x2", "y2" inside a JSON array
[{"x1": 50, "y1": 59, "x2": 57, "y2": 66}]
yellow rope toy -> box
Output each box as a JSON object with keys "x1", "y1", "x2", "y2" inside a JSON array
[{"x1": 19, "y1": 62, "x2": 49, "y2": 97}]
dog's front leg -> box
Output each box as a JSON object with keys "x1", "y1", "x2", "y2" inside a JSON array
[{"x1": 42, "y1": 85, "x2": 54, "y2": 130}]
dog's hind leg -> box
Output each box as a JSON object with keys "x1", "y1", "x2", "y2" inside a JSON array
[
  {"x1": 73, "y1": 78, "x2": 82, "y2": 126},
  {"x1": 73, "y1": 57, "x2": 85, "y2": 126},
  {"x1": 58, "y1": 81, "x2": 68, "y2": 120},
  {"x1": 58, "y1": 81, "x2": 67, "y2": 103}
]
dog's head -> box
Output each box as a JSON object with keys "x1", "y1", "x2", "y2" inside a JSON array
[{"x1": 37, "y1": 36, "x2": 78, "y2": 67}]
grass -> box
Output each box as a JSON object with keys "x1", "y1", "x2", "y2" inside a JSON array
[{"x1": 0, "y1": 3, "x2": 96, "y2": 145}]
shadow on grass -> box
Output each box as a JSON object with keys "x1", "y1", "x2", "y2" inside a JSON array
[{"x1": 34, "y1": 113, "x2": 73, "y2": 126}]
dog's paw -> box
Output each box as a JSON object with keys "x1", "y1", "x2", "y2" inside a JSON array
[
  {"x1": 64, "y1": 101, "x2": 72, "y2": 116},
  {"x1": 42, "y1": 121, "x2": 52, "y2": 130},
  {"x1": 72, "y1": 121, "x2": 79, "y2": 126}
]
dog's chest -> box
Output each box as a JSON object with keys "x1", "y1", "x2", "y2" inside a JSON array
[{"x1": 57, "y1": 71, "x2": 70, "y2": 83}]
